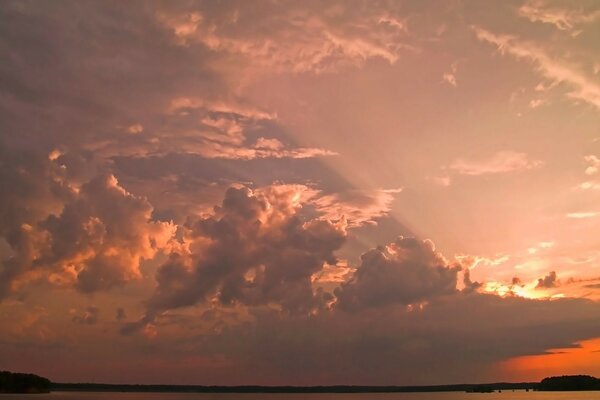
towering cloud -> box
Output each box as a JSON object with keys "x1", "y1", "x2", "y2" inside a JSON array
[
  {"x1": 0, "y1": 147, "x2": 175, "y2": 299},
  {"x1": 335, "y1": 237, "x2": 460, "y2": 311},
  {"x1": 0, "y1": 147, "x2": 73, "y2": 299},
  {"x1": 536, "y1": 271, "x2": 559, "y2": 289},
  {"x1": 40, "y1": 174, "x2": 176, "y2": 292},
  {"x1": 141, "y1": 185, "x2": 347, "y2": 323}
]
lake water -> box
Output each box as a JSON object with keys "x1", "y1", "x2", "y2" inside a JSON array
[{"x1": 1, "y1": 392, "x2": 599, "y2": 400}]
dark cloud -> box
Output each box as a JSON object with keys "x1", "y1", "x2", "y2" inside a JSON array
[
  {"x1": 126, "y1": 185, "x2": 347, "y2": 331},
  {"x1": 114, "y1": 292, "x2": 600, "y2": 385},
  {"x1": 0, "y1": 159, "x2": 175, "y2": 300},
  {"x1": 0, "y1": 0, "x2": 222, "y2": 151},
  {"x1": 512, "y1": 276, "x2": 523, "y2": 286},
  {"x1": 462, "y1": 268, "x2": 483, "y2": 293},
  {"x1": 334, "y1": 237, "x2": 460, "y2": 311},
  {"x1": 536, "y1": 271, "x2": 559, "y2": 289},
  {"x1": 0, "y1": 146, "x2": 73, "y2": 299},
  {"x1": 116, "y1": 307, "x2": 127, "y2": 321},
  {"x1": 584, "y1": 283, "x2": 600, "y2": 289}
]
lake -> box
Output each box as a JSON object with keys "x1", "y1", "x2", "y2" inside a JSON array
[{"x1": 2, "y1": 392, "x2": 600, "y2": 400}]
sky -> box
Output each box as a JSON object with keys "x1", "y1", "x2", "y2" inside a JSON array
[{"x1": 1, "y1": 0, "x2": 600, "y2": 386}]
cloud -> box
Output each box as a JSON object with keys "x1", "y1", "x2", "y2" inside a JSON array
[
  {"x1": 529, "y1": 98, "x2": 547, "y2": 108},
  {"x1": 0, "y1": 147, "x2": 74, "y2": 300},
  {"x1": 334, "y1": 237, "x2": 460, "y2": 311},
  {"x1": 518, "y1": 0, "x2": 600, "y2": 33},
  {"x1": 309, "y1": 188, "x2": 402, "y2": 227},
  {"x1": 168, "y1": 98, "x2": 277, "y2": 120},
  {"x1": 528, "y1": 241, "x2": 555, "y2": 254},
  {"x1": 455, "y1": 254, "x2": 510, "y2": 270},
  {"x1": 0, "y1": 153, "x2": 176, "y2": 300},
  {"x1": 116, "y1": 307, "x2": 127, "y2": 321},
  {"x1": 40, "y1": 174, "x2": 176, "y2": 292},
  {"x1": 584, "y1": 155, "x2": 600, "y2": 175},
  {"x1": 448, "y1": 151, "x2": 543, "y2": 176},
  {"x1": 131, "y1": 184, "x2": 347, "y2": 329},
  {"x1": 537, "y1": 271, "x2": 559, "y2": 289},
  {"x1": 473, "y1": 26, "x2": 600, "y2": 110},
  {"x1": 72, "y1": 306, "x2": 100, "y2": 325},
  {"x1": 156, "y1": 4, "x2": 414, "y2": 74},
  {"x1": 579, "y1": 181, "x2": 600, "y2": 190},
  {"x1": 462, "y1": 268, "x2": 483, "y2": 293},
  {"x1": 434, "y1": 176, "x2": 452, "y2": 187},
  {"x1": 89, "y1": 97, "x2": 336, "y2": 160},
  {"x1": 566, "y1": 211, "x2": 599, "y2": 219},
  {"x1": 442, "y1": 63, "x2": 458, "y2": 87},
  {"x1": 126, "y1": 123, "x2": 144, "y2": 135},
  {"x1": 130, "y1": 292, "x2": 600, "y2": 385}
]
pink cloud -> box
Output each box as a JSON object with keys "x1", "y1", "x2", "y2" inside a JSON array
[
  {"x1": 518, "y1": 0, "x2": 600, "y2": 33},
  {"x1": 157, "y1": 6, "x2": 414, "y2": 74},
  {"x1": 448, "y1": 150, "x2": 543, "y2": 176}
]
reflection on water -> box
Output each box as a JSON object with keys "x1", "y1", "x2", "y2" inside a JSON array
[{"x1": 1, "y1": 392, "x2": 600, "y2": 400}]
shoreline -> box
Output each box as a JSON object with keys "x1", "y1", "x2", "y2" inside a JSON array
[{"x1": 50, "y1": 383, "x2": 537, "y2": 393}]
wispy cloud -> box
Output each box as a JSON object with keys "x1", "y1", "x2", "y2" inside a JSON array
[
  {"x1": 442, "y1": 63, "x2": 458, "y2": 87},
  {"x1": 518, "y1": 0, "x2": 600, "y2": 34},
  {"x1": 566, "y1": 211, "x2": 599, "y2": 219},
  {"x1": 584, "y1": 155, "x2": 600, "y2": 175},
  {"x1": 473, "y1": 26, "x2": 600, "y2": 110},
  {"x1": 86, "y1": 97, "x2": 337, "y2": 160},
  {"x1": 448, "y1": 151, "x2": 542, "y2": 176},
  {"x1": 310, "y1": 188, "x2": 402, "y2": 227},
  {"x1": 157, "y1": 8, "x2": 415, "y2": 74}
]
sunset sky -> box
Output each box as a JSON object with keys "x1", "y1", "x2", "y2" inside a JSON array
[{"x1": 1, "y1": 0, "x2": 600, "y2": 386}]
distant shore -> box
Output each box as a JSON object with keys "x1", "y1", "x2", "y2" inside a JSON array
[
  {"x1": 4, "y1": 371, "x2": 600, "y2": 394},
  {"x1": 51, "y1": 382, "x2": 537, "y2": 393}
]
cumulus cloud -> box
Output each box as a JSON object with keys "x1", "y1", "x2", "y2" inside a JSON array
[
  {"x1": 40, "y1": 174, "x2": 176, "y2": 292},
  {"x1": 473, "y1": 26, "x2": 600, "y2": 110},
  {"x1": 133, "y1": 184, "x2": 347, "y2": 328},
  {"x1": 462, "y1": 268, "x2": 483, "y2": 293},
  {"x1": 335, "y1": 237, "x2": 460, "y2": 311},
  {"x1": 537, "y1": 271, "x2": 559, "y2": 289},
  {"x1": 0, "y1": 151, "x2": 176, "y2": 300},
  {"x1": 448, "y1": 151, "x2": 543, "y2": 176},
  {"x1": 0, "y1": 147, "x2": 74, "y2": 299}
]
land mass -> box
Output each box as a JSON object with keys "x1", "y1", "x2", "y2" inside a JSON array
[
  {"x1": 0, "y1": 371, "x2": 51, "y2": 393},
  {"x1": 3, "y1": 371, "x2": 600, "y2": 393},
  {"x1": 51, "y1": 382, "x2": 537, "y2": 393},
  {"x1": 538, "y1": 375, "x2": 600, "y2": 391}
]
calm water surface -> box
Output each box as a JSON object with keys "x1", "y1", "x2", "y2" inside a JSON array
[{"x1": 1, "y1": 393, "x2": 599, "y2": 400}]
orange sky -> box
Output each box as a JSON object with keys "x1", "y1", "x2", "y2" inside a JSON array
[{"x1": 1, "y1": 0, "x2": 600, "y2": 386}]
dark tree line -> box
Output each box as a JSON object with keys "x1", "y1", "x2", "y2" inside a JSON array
[
  {"x1": 538, "y1": 375, "x2": 600, "y2": 391},
  {"x1": 0, "y1": 371, "x2": 51, "y2": 393}
]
